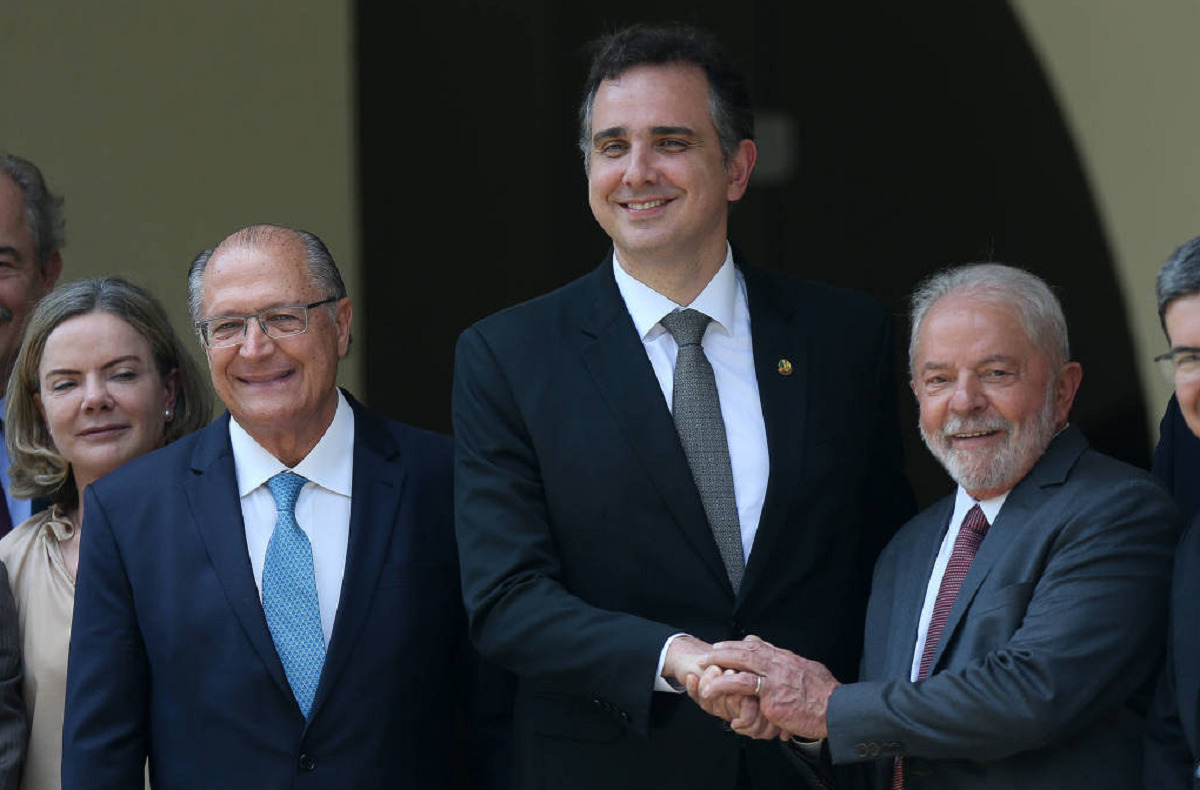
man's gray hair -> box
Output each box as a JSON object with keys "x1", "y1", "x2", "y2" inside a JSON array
[
  {"x1": 908, "y1": 263, "x2": 1071, "y2": 376},
  {"x1": 0, "y1": 153, "x2": 66, "y2": 268},
  {"x1": 186, "y1": 225, "x2": 347, "y2": 322},
  {"x1": 1155, "y1": 234, "x2": 1200, "y2": 335}
]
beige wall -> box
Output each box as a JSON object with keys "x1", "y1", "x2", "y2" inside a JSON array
[
  {"x1": 1010, "y1": 0, "x2": 1200, "y2": 438},
  {"x1": 0, "y1": 0, "x2": 360, "y2": 402}
]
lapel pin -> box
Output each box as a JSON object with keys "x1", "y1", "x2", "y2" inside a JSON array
[{"x1": 777, "y1": 358, "x2": 793, "y2": 376}]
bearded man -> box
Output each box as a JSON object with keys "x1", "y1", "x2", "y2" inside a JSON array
[{"x1": 691, "y1": 263, "x2": 1179, "y2": 790}]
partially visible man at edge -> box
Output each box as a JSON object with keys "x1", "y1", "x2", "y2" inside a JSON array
[
  {"x1": 0, "y1": 152, "x2": 64, "y2": 788},
  {"x1": 0, "y1": 153, "x2": 64, "y2": 531},
  {"x1": 697, "y1": 263, "x2": 1177, "y2": 790},
  {"x1": 453, "y1": 22, "x2": 914, "y2": 789},
  {"x1": 1144, "y1": 234, "x2": 1200, "y2": 789},
  {"x1": 62, "y1": 224, "x2": 510, "y2": 790}
]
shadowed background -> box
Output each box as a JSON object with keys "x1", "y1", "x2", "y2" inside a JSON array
[{"x1": 3, "y1": 0, "x2": 1198, "y2": 507}]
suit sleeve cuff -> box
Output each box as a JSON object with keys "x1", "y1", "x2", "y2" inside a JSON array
[{"x1": 654, "y1": 633, "x2": 689, "y2": 693}]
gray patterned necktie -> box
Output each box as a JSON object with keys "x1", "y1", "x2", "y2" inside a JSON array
[{"x1": 660, "y1": 308, "x2": 745, "y2": 592}]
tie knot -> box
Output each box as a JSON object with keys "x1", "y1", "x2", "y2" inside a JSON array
[
  {"x1": 266, "y1": 471, "x2": 309, "y2": 514},
  {"x1": 660, "y1": 308, "x2": 712, "y2": 347},
  {"x1": 962, "y1": 504, "x2": 989, "y2": 537}
]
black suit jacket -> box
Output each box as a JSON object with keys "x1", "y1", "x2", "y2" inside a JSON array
[
  {"x1": 63, "y1": 394, "x2": 510, "y2": 790},
  {"x1": 828, "y1": 427, "x2": 1177, "y2": 789},
  {"x1": 1153, "y1": 393, "x2": 1200, "y2": 522},
  {"x1": 1144, "y1": 508, "x2": 1200, "y2": 789},
  {"x1": 453, "y1": 258, "x2": 914, "y2": 788}
]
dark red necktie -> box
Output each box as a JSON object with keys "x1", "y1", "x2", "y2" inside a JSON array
[{"x1": 892, "y1": 504, "x2": 990, "y2": 789}]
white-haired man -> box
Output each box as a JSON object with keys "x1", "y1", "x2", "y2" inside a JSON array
[{"x1": 694, "y1": 264, "x2": 1178, "y2": 789}]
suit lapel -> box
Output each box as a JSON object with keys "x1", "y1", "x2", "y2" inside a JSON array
[
  {"x1": 927, "y1": 427, "x2": 1088, "y2": 673},
  {"x1": 887, "y1": 499, "x2": 954, "y2": 679},
  {"x1": 577, "y1": 262, "x2": 732, "y2": 593},
  {"x1": 739, "y1": 266, "x2": 808, "y2": 596},
  {"x1": 183, "y1": 416, "x2": 292, "y2": 699},
  {"x1": 309, "y1": 397, "x2": 403, "y2": 722}
]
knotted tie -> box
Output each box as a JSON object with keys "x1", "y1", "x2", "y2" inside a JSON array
[
  {"x1": 659, "y1": 308, "x2": 745, "y2": 593},
  {"x1": 262, "y1": 471, "x2": 326, "y2": 719},
  {"x1": 893, "y1": 504, "x2": 990, "y2": 789}
]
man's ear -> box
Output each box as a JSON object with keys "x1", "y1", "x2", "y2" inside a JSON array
[{"x1": 726, "y1": 139, "x2": 757, "y2": 202}]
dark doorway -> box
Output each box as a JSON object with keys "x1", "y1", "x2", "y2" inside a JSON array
[{"x1": 357, "y1": 0, "x2": 1146, "y2": 509}]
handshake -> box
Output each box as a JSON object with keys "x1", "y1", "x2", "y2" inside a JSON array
[{"x1": 664, "y1": 634, "x2": 841, "y2": 741}]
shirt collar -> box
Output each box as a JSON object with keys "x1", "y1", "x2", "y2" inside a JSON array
[
  {"x1": 229, "y1": 390, "x2": 355, "y2": 498},
  {"x1": 952, "y1": 484, "x2": 1009, "y2": 526},
  {"x1": 612, "y1": 244, "x2": 738, "y2": 340}
]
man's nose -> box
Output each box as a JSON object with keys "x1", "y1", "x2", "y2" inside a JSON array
[
  {"x1": 239, "y1": 318, "x2": 276, "y2": 357},
  {"x1": 621, "y1": 143, "x2": 658, "y2": 187},
  {"x1": 948, "y1": 374, "x2": 986, "y2": 414}
]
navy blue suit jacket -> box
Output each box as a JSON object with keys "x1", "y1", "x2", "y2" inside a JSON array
[{"x1": 63, "y1": 395, "x2": 509, "y2": 790}]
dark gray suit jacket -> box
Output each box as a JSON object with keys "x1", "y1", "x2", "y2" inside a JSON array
[{"x1": 826, "y1": 426, "x2": 1177, "y2": 789}]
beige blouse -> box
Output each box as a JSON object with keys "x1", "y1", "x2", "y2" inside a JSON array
[{"x1": 0, "y1": 507, "x2": 76, "y2": 790}]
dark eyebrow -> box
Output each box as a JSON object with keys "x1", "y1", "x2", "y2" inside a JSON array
[
  {"x1": 592, "y1": 127, "x2": 626, "y2": 145},
  {"x1": 591, "y1": 125, "x2": 699, "y2": 145},
  {"x1": 650, "y1": 125, "x2": 697, "y2": 137}
]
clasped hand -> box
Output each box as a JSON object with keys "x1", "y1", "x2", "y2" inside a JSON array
[{"x1": 683, "y1": 635, "x2": 840, "y2": 741}]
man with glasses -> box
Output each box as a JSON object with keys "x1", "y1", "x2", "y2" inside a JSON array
[
  {"x1": 63, "y1": 225, "x2": 510, "y2": 790},
  {"x1": 1145, "y1": 233, "x2": 1200, "y2": 789}
]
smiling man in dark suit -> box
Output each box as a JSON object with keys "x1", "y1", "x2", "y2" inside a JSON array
[
  {"x1": 697, "y1": 264, "x2": 1178, "y2": 790},
  {"x1": 63, "y1": 225, "x2": 508, "y2": 790},
  {"x1": 452, "y1": 23, "x2": 914, "y2": 789}
]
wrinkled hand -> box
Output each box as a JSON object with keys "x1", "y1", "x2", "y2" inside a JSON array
[
  {"x1": 686, "y1": 665, "x2": 784, "y2": 740},
  {"x1": 700, "y1": 636, "x2": 839, "y2": 739}
]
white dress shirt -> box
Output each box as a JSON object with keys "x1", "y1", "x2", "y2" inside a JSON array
[
  {"x1": 613, "y1": 247, "x2": 770, "y2": 691},
  {"x1": 612, "y1": 247, "x2": 770, "y2": 556},
  {"x1": 231, "y1": 390, "x2": 354, "y2": 646},
  {"x1": 909, "y1": 485, "x2": 1009, "y2": 681}
]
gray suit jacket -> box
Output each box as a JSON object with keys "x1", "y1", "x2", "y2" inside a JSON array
[{"x1": 826, "y1": 426, "x2": 1177, "y2": 789}]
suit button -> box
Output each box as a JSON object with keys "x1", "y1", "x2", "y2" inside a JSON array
[
  {"x1": 855, "y1": 743, "x2": 868, "y2": 758},
  {"x1": 298, "y1": 753, "x2": 316, "y2": 771}
]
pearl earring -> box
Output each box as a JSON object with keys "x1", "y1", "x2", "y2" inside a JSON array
[{"x1": 164, "y1": 409, "x2": 173, "y2": 421}]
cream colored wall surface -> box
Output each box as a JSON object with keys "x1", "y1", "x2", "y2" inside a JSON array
[
  {"x1": 0, "y1": 0, "x2": 360, "y2": 406},
  {"x1": 1009, "y1": 0, "x2": 1200, "y2": 441}
]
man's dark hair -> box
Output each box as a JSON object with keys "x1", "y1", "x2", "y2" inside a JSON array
[
  {"x1": 0, "y1": 153, "x2": 66, "y2": 269},
  {"x1": 1157, "y1": 234, "x2": 1200, "y2": 335},
  {"x1": 577, "y1": 23, "x2": 755, "y2": 165}
]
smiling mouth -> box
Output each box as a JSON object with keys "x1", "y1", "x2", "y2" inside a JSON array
[
  {"x1": 622, "y1": 198, "x2": 670, "y2": 211},
  {"x1": 238, "y1": 370, "x2": 294, "y2": 385},
  {"x1": 952, "y1": 430, "x2": 999, "y2": 439},
  {"x1": 79, "y1": 425, "x2": 128, "y2": 437}
]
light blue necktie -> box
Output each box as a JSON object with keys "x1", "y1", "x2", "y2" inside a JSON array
[{"x1": 262, "y1": 471, "x2": 326, "y2": 719}]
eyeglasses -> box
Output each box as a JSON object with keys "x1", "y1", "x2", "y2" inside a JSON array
[
  {"x1": 1154, "y1": 347, "x2": 1200, "y2": 384},
  {"x1": 195, "y1": 297, "x2": 339, "y2": 348}
]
